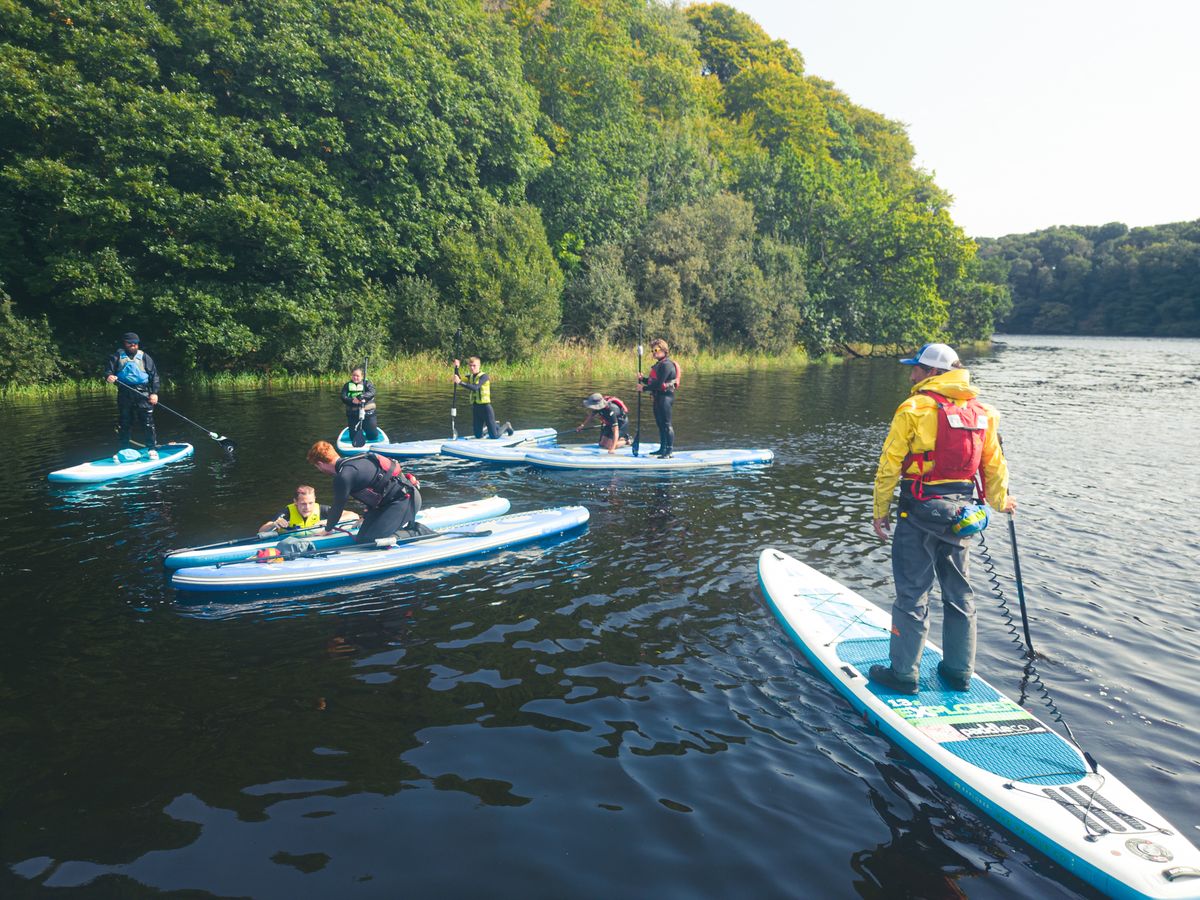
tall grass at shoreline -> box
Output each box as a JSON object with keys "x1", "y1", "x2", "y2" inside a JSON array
[{"x1": 2, "y1": 342, "x2": 838, "y2": 400}]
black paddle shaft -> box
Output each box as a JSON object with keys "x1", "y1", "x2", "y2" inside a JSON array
[
  {"x1": 450, "y1": 327, "x2": 463, "y2": 439},
  {"x1": 633, "y1": 322, "x2": 644, "y2": 457},
  {"x1": 113, "y1": 379, "x2": 236, "y2": 456},
  {"x1": 1008, "y1": 515, "x2": 1037, "y2": 658}
]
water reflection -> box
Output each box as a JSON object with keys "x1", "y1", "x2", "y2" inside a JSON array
[{"x1": 2, "y1": 336, "x2": 1198, "y2": 897}]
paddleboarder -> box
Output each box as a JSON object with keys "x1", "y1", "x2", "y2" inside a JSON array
[
  {"x1": 306, "y1": 441, "x2": 428, "y2": 543},
  {"x1": 636, "y1": 338, "x2": 678, "y2": 458},
  {"x1": 868, "y1": 342, "x2": 1016, "y2": 695},
  {"x1": 104, "y1": 331, "x2": 160, "y2": 459},
  {"x1": 341, "y1": 366, "x2": 380, "y2": 446},
  {"x1": 577, "y1": 393, "x2": 630, "y2": 452},
  {"x1": 453, "y1": 356, "x2": 512, "y2": 439},
  {"x1": 259, "y1": 484, "x2": 360, "y2": 534}
]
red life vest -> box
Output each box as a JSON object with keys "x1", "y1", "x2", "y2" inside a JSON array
[
  {"x1": 604, "y1": 396, "x2": 629, "y2": 414},
  {"x1": 902, "y1": 391, "x2": 988, "y2": 500},
  {"x1": 338, "y1": 453, "x2": 419, "y2": 509}
]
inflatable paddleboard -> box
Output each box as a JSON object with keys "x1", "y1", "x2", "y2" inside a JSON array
[
  {"x1": 757, "y1": 547, "x2": 1200, "y2": 900},
  {"x1": 442, "y1": 440, "x2": 658, "y2": 464},
  {"x1": 172, "y1": 505, "x2": 589, "y2": 592},
  {"x1": 163, "y1": 496, "x2": 511, "y2": 569},
  {"x1": 48, "y1": 443, "x2": 195, "y2": 484},
  {"x1": 357, "y1": 428, "x2": 557, "y2": 459},
  {"x1": 335, "y1": 427, "x2": 391, "y2": 455},
  {"x1": 524, "y1": 446, "x2": 773, "y2": 471}
]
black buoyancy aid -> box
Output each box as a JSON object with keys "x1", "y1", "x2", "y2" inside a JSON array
[
  {"x1": 340, "y1": 454, "x2": 419, "y2": 509},
  {"x1": 649, "y1": 359, "x2": 680, "y2": 393},
  {"x1": 902, "y1": 391, "x2": 989, "y2": 499},
  {"x1": 601, "y1": 396, "x2": 629, "y2": 423}
]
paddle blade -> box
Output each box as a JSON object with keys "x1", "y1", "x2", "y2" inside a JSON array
[{"x1": 218, "y1": 437, "x2": 237, "y2": 457}]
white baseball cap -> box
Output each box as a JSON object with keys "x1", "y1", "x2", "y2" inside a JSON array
[{"x1": 899, "y1": 342, "x2": 959, "y2": 369}]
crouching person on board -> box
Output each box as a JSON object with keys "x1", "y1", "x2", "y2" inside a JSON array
[{"x1": 306, "y1": 442, "x2": 431, "y2": 543}]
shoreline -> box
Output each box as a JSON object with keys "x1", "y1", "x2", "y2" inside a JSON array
[{"x1": 2, "y1": 343, "x2": 842, "y2": 401}]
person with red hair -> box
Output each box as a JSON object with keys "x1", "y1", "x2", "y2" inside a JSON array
[{"x1": 306, "y1": 441, "x2": 425, "y2": 543}]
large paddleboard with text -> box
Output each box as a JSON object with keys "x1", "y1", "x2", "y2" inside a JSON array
[{"x1": 757, "y1": 547, "x2": 1200, "y2": 900}]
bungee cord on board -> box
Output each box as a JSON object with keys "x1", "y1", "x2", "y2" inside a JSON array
[{"x1": 977, "y1": 522, "x2": 1098, "y2": 774}]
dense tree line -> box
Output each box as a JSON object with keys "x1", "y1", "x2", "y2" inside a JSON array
[
  {"x1": 1, "y1": 0, "x2": 1007, "y2": 381},
  {"x1": 978, "y1": 221, "x2": 1200, "y2": 336}
]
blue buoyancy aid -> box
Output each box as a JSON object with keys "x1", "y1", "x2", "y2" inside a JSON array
[{"x1": 117, "y1": 350, "x2": 150, "y2": 387}]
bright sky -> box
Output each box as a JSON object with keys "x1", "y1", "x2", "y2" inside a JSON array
[{"x1": 724, "y1": 0, "x2": 1200, "y2": 237}]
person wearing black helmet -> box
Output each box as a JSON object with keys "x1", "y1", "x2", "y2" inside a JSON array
[
  {"x1": 577, "y1": 392, "x2": 631, "y2": 452},
  {"x1": 104, "y1": 331, "x2": 160, "y2": 459}
]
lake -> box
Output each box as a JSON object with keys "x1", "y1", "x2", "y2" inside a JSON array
[{"x1": 2, "y1": 334, "x2": 1198, "y2": 898}]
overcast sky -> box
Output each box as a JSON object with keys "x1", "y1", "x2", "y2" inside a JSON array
[{"x1": 724, "y1": 0, "x2": 1200, "y2": 238}]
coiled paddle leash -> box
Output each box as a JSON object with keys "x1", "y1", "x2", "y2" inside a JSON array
[{"x1": 978, "y1": 517, "x2": 1098, "y2": 773}]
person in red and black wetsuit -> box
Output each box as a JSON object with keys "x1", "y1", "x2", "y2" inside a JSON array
[
  {"x1": 306, "y1": 441, "x2": 428, "y2": 543},
  {"x1": 636, "y1": 338, "x2": 677, "y2": 457},
  {"x1": 577, "y1": 392, "x2": 630, "y2": 453}
]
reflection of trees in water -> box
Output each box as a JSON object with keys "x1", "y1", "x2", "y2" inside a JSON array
[{"x1": 848, "y1": 759, "x2": 1017, "y2": 900}]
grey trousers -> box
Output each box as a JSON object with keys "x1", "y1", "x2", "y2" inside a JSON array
[{"x1": 889, "y1": 512, "x2": 976, "y2": 683}]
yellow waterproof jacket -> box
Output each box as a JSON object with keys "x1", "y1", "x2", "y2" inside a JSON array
[{"x1": 873, "y1": 368, "x2": 1010, "y2": 519}]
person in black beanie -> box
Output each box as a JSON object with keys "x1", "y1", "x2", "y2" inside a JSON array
[{"x1": 104, "y1": 332, "x2": 160, "y2": 458}]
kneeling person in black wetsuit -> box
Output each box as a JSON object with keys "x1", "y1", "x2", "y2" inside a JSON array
[
  {"x1": 306, "y1": 441, "x2": 429, "y2": 543},
  {"x1": 578, "y1": 393, "x2": 630, "y2": 453}
]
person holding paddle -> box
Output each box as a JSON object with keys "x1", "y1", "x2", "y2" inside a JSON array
[
  {"x1": 636, "y1": 338, "x2": 678, "y2": 458},
  {"x1": 105, "y1": 331, "x2": 160, "y2": 459},
  {"x1": 258, "y1": 484, "x2": 360, "y2": 535},
  {"x1": 868, "y1": 342, "x2": 1016, "y2": 696},
  {"x1": 453, "y1": 356, "x2": 512, "y2": 439},
  {"x1": 341, "y1": 365, "x2": 380, "y2": 446},
  {"x1": 306, "y1": 441, "x2": 427, "y2": 543},
  {"x1": 577, "y1": 393, "x2": 630, "y2": 452}
]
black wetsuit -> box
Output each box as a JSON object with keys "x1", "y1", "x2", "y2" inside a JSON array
[
  {"x1": 325, "y1": 455, "x2": 422, "y2": 543},
  {"x1": 461, "y1": 372, "x2": 500, "y2": 439},
  {"x1": 596, "y1": 400, "x2": 629, "y2": 442},
  {"x1": 640, "y1": 357, "x2": 677, "y2": 454},
  {"x1": 106, "y1": 349, "x2": 160, "y2": 451},
  {"x1": 341, "y1": 379, "x2": 380, "y2": 443}
]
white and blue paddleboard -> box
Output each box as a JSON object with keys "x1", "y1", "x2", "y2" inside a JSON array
[
  {"x1": 172, "y1": 505, "x2": 589, "y2": 592},
  {"x1": 48, "y1": 443, "x2": 195, "y2": 484},
  {"x1": 335, "y1": 427, "x2": 391, "y2": 455},
  {"x1": 163, "y1": 496, "x2": 512, "y2": 569},
  {"x1": 442, "y1": 440, "x2": 657, "y2": 465},
  {"x1": 524, "y1": 446, "x2": 772, "y2": 471},
  {"x1": 757, "y1": 548, "x2": 1200, "y2": 900},
  {"x1": 358, "y1": 428, "x2": 557, "y2": 459}
]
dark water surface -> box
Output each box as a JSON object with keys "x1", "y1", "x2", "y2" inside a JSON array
[{"x1": 2, "y1": 335, "x2": 1198, "y2": 898}]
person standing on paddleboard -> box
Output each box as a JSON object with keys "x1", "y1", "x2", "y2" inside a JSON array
[
  {"x1": 258, "y1": 484, "x2": 360, "y2": 535},
  {"x1": 577, "y1": 393, "x2": 631, "y2": 452},
  {"x1": 868, "y1": 342, "x2": 1016, "y2": 695},
  {"x1": 637, "y1": 338, "x2": 678, "y2": 458},
  {"x1": 453, "y1": 356, "x2": 512, "y2": 439},
  {"x1": 306, "y1": 442, "x2": 427, "y2": 543},
  {"x1": 341, "y1": 366, "x2": 381, "y2": 446},
  {"x1": 104, "y1": 332, "x2": 160, "y2": 459}
]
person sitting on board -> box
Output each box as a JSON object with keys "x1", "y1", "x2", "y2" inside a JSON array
[
  {"x1": 868, "y1": 342, "x2": 1017, "y2": 695},
  {"x1": 577, "y1": 393, "x2": 630, "y2": 453},
  {"x1": 258, "y1": 484, "x2": 360, "y2": 535},
  {"x1": 104, "y1": 331, "x2": 160, "y2": 460},
  {"x1": 306, "y1": 441, "x2": 430, "y2": 543},
  {"x1": 341, "y1": 366, "x2": 381, "y2": 446},
  {"x1": 453, "y1": 356, "x2": 513, "y2": 439},
  {"x1": 636, "y1": 338, "x2": 678, "y2": 458}
]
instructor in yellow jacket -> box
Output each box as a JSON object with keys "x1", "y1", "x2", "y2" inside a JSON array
[{"x1": 869, "y1": 342, "x2": 1017, "y2": 695}]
